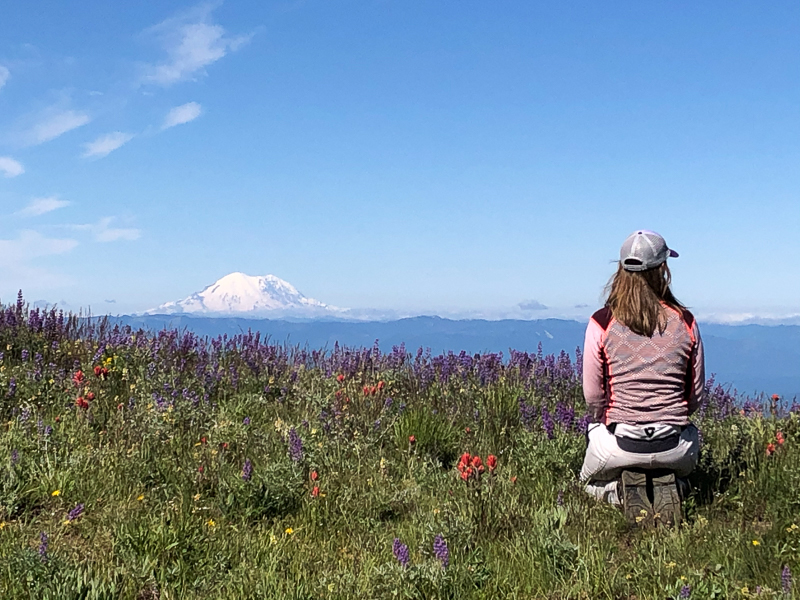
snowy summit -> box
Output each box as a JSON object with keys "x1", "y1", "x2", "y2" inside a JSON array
[{"x1": 147, "y1": 273, "x2": 342, "y2": 317}]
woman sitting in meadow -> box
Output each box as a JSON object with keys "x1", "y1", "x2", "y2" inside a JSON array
[{"x1": 580, "y1": 230, "x2": 704, "y2": 523}]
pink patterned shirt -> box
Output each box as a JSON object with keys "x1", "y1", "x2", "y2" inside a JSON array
[{"x1": 582, "y1": 305, "x2": 705, "y2": 426}]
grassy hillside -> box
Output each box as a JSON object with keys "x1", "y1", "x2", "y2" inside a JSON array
[{"x1": 1, "y1": 297, "x2": 798, "y2": 599}]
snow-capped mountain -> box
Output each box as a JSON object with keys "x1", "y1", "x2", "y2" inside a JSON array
[{"x1": 146, "y1": 272, "x2": 344, "y2": 317}]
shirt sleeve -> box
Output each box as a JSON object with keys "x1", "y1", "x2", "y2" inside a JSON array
[
  {"x1": 582, "y1": 319, "x2": 608, "y2": 421},
  {"x1": 687, "y1": 321, "x2": 706, "y2": 415}
]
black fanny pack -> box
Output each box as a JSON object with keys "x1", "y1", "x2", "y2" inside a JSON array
[
  {"x1": 608, "y1": 423, "x2": 684, "y2": 454},
  {"x1": 615, "y1": 434, "x2": 680, "y2": 453}
]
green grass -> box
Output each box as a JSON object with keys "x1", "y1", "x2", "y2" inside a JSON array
[{"x1": 0, "y1": 311, "x2": 797, "y2": 599}]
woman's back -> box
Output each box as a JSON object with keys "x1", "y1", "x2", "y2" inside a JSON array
[{"x1": 588, "y1": 304, "x2": 702, "y2": 426}]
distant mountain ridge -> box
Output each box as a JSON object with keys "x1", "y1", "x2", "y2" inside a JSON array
[{"x1": 115, "y1": 314, "x2": 800, "y2": 401}]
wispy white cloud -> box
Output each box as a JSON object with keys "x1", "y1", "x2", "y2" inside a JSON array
[
  {"x1": 71, "y1": 217, "x2": 141, "y2": 242},
  {"x1": 162, "y1": 102, "x2": 202, "y2": 129},
  {"x1": 22, "y1": 108, "x2": 91, "y2": 145},
  {"x1": 0, "y1": 65, "x2": 9, "y2": 91},
  {"x1": 142, "y1": 3, "x2": 251, "y2": 86},
  {"x1": 17, "y1": 196, "x2": 71, "y2": 217},
  {"x1": 0, "y1": 230, "x2": 79, "y2": 290},
  {"x1": 0, "y1": 156, "x2": 24, "y2": 178},
  {"x1": 0, "y1": 230, "x2": 78, "y2": 259},
  {"x1": 82, "y1": 131, "x2": 135, "y2": 158}
]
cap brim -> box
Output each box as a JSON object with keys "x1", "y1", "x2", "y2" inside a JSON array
[{"x1": 668, "y1": 249, "x2": 679, "y2": 258}]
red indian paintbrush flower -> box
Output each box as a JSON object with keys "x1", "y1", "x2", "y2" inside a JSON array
[
  {"x1": 311, "y1": 486, "x2": 320, "y2": 497},
  {"x1": 486, "y1": 455, "x2": 497, "y2": 472},
  {"x1": 310, "y1": 470, "x2": 319, "y2": 481},
  {"x1": 460, "y1": 467, "x2": 473, "y2": 481},
  {"x1": 337, "y1": 374, "x2": 345, "y2": 383},
  {"x1": 377, "y1": 380, "x2": 385, "y2": 391},
  {"x1": 776, "y1": 431, "x2": 785, "y2": 445},
  {"x1": 766, "y1": 443, "x2": 776, "y2": 456},
  {"x1": 471, "y1": 456, "x2": 484, "y2": 473},
  {"x1": 408, "y1": 435, "x2": 416, "y2": 444},
  {"x1": 75, "y1": 396, "x2": 89, "y2": 409},
  {"x1": 94, "y1": 365, "x2": 102, "y2": 378},
  {"x1": 72, "y1": 370, "x2": 85, "y2": 386},
  {"x1": 86, "y1": 392, "x2": 95, "y2": 401}
]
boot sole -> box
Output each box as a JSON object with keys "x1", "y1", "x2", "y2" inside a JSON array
[
  {"x1": 651, "y1": 473, "x2": 682, "y2": 527},
  {"x1": 621, "y1": 471, "x2": 653, "y2": 526}
]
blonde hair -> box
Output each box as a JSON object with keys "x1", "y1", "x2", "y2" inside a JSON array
[{"x1": 604, "y1": 262, "x2": 684, "y2": 337}]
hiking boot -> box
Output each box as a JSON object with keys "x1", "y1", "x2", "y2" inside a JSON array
[
  {"x1": 621, "y1": 471, "x2": 652, "y2": 526},
  {"x1": 651, "y1": 473, "x2": 682, "y2": 527}
]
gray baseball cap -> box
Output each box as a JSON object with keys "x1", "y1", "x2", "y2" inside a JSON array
[{"x1": 619, "y1": 230, "x2": 679, "y2": 272}]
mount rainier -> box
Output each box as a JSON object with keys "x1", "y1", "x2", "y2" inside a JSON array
[{"x1": 146, "y1": 273, "x2": 344, "y2": 317}]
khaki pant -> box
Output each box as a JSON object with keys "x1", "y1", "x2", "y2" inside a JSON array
[{"x1": 580, "y1": 422, "x2": 700, "y2": 505}]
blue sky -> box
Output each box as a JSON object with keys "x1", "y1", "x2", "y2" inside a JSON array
[{"x1": 1, "y1": 0, "x2": 798, "y2": 321}]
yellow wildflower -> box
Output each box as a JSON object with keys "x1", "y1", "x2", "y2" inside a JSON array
[
  {"x1": 137, "y1": 494, "x2": 145, "y2": 501},
  {"x1": 193, "y1": 493, "x2": 201, "y2": 501},
  {"x1": 752, "y1": 540, "x2": 760, "y2": 546},
  {"x1": 207, "y1": 519, "x2": 216, "y2": 528},
  {"x1": 0, "y1": 521, "x2": 6, "y2": 529},
  {"x1": 51, "y1": 490, "x2": 61, "y2": 497},
  {"x1": 285, "y1": 527, "x2": 294, "y2": 535},
  {"x1": 665, "y1": 561, "x2": 677, "y2": 569}
]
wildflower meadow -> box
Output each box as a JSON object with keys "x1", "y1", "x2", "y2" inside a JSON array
[{"x1": 0, "y1": 293, "x2": 798, "y2": 599}]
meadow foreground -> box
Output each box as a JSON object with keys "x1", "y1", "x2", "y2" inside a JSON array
[{"x1": 0, "y1": 297, "x2": 797, "y2": 599}]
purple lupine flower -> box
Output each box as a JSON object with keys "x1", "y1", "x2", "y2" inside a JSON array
[
  {"x1": 541, "y1": 405, "x2": 555, "y2": 439},
  {"x1": 783, "y1": 565, "x2": 792, "y2": 595},
  {"x1": 433, "y1": 534, "x2": 449, "y2": 568},
  {"x1": 679, "y1": 584, "x2": 691, "y2": 598},
  {"x1": 576, "y1": 413, "x2": 592, "y2": 434},
  {"x1": 21, "y1": 349, "x2": 29, "y2": 361},
  {"x1": 554, "y1": 402, "x2": 575, "y2": 430},
  {"x1": 373, "y1": 419, "x2": 381, "y2": 430},
  {"x1": 44, "y1": 425, "x2": 53, "y2": 436},
  {"x1": 243, "y1": 416, "x2": 251, "y2": 426},
  {"x1": 518, "y1": 397, "x2": 536, "y2": 431},
  {"x1": 383, "y1": 397, "x2": 393, "y2": 410},
  {"x1": 67, "y1": 503, "x2": 84, "y2": 521},
  {"x1": 11, "y1": 449, "x2": 19, "y2": 465},
  {"x1": 288, "y1": 428, "x2": 303, "y2": 462},
  {"x1": 38, "y1": 532, "x2": 49, "y2": 561},
  {"x1": 392, "y1": 537, "x2": 410, "y2": 568},
  {"x1": 242, "y1": 459, "x2": 253, "y2": 481}
]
